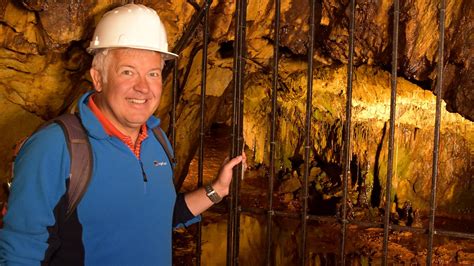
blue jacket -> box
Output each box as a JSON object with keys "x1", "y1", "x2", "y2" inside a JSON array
[{"x1": 0, "y1": 92, "x2": 198, "y2": 265}]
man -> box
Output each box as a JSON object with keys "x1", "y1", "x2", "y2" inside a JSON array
[{"x1": 0, "y1": 4, "x2": 245, "y2": 265}]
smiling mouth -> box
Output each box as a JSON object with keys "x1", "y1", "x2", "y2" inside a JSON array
[{"x1": 127, "y1": 98, "x2": 147, "y2": 104}]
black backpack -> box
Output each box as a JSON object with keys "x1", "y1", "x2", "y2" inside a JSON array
[{"x1": 0, "y1": 113, "x2": 175, "y2": 224}]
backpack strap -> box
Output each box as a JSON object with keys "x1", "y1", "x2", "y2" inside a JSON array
[
  {"x1": 151, "y1": 127, "x2": 176, "y2": 167},
  {"x1": 53, "y1": 114, "x2": 93, "y2": 218},
  {"x1": 6, "y1": 115, "x2": 168, "y2": 221}
]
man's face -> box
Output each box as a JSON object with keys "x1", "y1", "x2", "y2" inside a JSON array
[{"x1": 91, "y1": 48, "x2": 163, "y2": 135}]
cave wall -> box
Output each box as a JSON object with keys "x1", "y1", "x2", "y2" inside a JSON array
[
  {"x1": 0, "y1": 0, "x2": 472, "y2": 217},
  {"x1": 246, "y1": 62, "x2": 473, "y2": 217}
]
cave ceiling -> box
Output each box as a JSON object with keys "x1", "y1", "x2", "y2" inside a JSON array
[{"x1": 0, "y1": 0, "x2": 471, "y2": 119}]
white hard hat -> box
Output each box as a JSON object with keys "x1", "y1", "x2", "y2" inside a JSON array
[{"x1": 87, "y1": 4, "x2": 177, "y2": 60}]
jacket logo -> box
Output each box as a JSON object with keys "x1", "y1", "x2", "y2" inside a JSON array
[{"x1": 153, "y1": 160, "x2": 167, "y2": 167}]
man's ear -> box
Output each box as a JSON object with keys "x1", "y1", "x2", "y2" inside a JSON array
[{"x1": 90, "y1": 68, "x2": 103, "y2": 92}]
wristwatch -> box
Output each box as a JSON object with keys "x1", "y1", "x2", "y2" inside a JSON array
[{"x1": 205, "y1": 184, "x2": 222, "y2": 204}]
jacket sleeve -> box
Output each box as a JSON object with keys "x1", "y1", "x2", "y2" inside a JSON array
[
  {"x1": 172, "y1": 193, "x2": 201, "y2": 228},
  {"x1": 0, "y1": 124, "x2": 70, "y2": 265}
]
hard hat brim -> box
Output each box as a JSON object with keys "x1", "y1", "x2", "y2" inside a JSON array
[{"x1": 87, "y1": 45, "x2": 178, "y2": 61}]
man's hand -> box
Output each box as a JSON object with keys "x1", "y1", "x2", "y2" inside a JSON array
[
  {"x1": 212, "y1": 153, "x2": 247, "y2": 197},
  {"x1": 184, "y1": 152, "x2": 247, "y2": 216}
]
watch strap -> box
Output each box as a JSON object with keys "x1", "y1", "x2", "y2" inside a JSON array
[{"x1": 205, "y1": 184, "x2": 222, "y2": 203}]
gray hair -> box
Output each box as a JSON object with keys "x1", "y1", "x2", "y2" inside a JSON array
[
  {"x1": 91, "y1": 48, "x2": 111, "y2": 84},
  {"x1": 91, "y1": 48, "x2": 166, "y2": 85}
]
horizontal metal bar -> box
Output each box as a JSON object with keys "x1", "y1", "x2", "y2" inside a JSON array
[{"x1": 209, "y1": 206, "x2": 474, "y2": 240}]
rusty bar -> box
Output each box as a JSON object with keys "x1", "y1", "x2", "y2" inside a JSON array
[
  {"x1": 165, "y1": 0, "x2": 212, "y2": 161},
  {"x1": 427, "y1": 0, "x2": 446, "y2": 264},
  {"x1": 224, "y1": 206, "x2": 474, "y2": 240},
  {"x1": 195, "y1": 1, "x2": 211, "y2": 265},
  {"x1": 434, "y1": 229, "x2": 474, "y2": 240},
  {"x1": 227, "y1": 0, "x2": 246, "y2": 264},
  {"x1": 226, "y1": 0, "x2": 241, "y2": 261},
  {"x1": 161, "y1": 0, "x2": 214, "y2": 193},
  {"x1": 163, "y1": 1, "x2": 211, "y2": 80},
  {"x1": 172, "y1": 2, "x2": 210, "y2": 56},
  {"x1": 171, "y1": 59, "x2": 178, "y2": 157},
  {"x1": 382, "y1": 0, "x2": 400, "y2": 264},
  {"x1": 300, "y1": 0, "x2": 316, "y2": 265},
  {"x1": 266, "y1": 0, "x2": 280, "y2": 264},
  {"x1": 339, "y1": 0, "x2": 356, "y2": 264},
  {"x1": 233, "y1": 0, "x2": 247, "y2": 263}
]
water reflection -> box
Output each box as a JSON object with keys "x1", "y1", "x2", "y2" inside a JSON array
[{"x1": 191, "y1": 213, "x2": 474, "y2": 265}]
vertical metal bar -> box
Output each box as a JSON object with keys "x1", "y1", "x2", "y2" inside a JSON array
[
  {"x1": 266, "y1": 0, "x2": 280, "y2": 264},
  {"x1": 382, "y1": 0, "x2": 400, "y2": 264},
  {"x1": 163, "y1": 1, "x2": 213, "y2": 82},
  {"x1": 339, "y1": 0, "x2": 356, "y2": 264},
  {"x1": 196, "y1": 1, "x2": 211, "y2": 265},
  {"x1": 301, "y1": 0, "x2": 316, "y2": 265},
  {"x1": 226, "y1": 0, "x2": 240, "y2": 260},
  {"x1": 227, "y1": 4, "x2": 240, "y2": 264},
  {"x1": 227, "y1": 0, "x2": 245, "y2": 264},
  {"x1": 427, "y1": 0, "x2": 446, "y2": 264},
  {"x1": 171, "y1": 59, "x2": 178, "y2": 153},
  {"x1": 171, "y1": 2, "x2": 213, "y2": 56},
  {"x1": 233, "y1": 0, "x2": 247, "y2": 263}
]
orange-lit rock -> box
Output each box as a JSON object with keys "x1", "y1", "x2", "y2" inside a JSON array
[{"x1": 0, "y1": 1, "x2": 472, "y2": 220}]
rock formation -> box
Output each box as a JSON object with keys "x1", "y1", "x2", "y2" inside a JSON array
[{"x1": 0, "y1": 0, "x2": 472, "y2": 219}]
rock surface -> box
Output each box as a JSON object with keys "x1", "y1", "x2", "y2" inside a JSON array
[{"x1": 0, "y1": 0, "x2": 472, "y2": 219}]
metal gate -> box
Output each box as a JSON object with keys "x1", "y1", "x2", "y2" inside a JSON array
[{"x1": 166, "y1": 0, "x2": 474, "y2": 265}]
